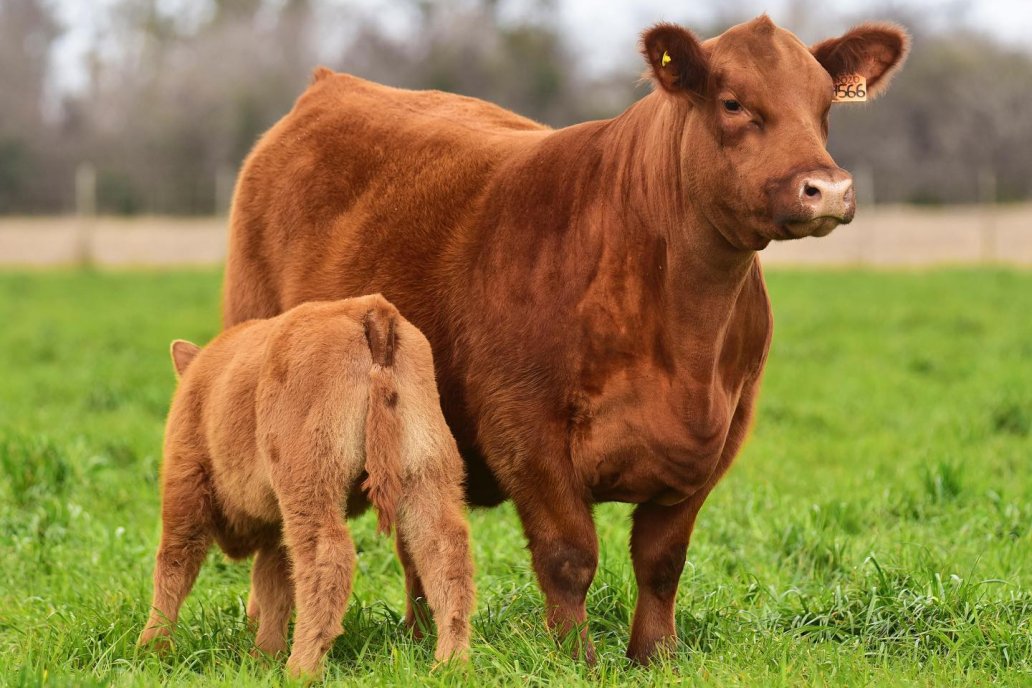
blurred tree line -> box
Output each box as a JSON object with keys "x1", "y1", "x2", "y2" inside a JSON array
[{"x1": 2, "y1": 0, "x2": 1031, "y2": 215}]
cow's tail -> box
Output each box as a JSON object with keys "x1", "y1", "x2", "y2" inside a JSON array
[{"x1": 361, "y1": 299, "x2": 403, "y2": 535}]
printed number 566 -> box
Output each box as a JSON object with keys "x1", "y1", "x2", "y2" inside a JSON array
[{"x1": 836, "y1": 83, "x2": 866, "y2": 98}]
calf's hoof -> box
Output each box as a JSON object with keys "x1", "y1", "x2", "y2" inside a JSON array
[
  {"x1": 137, "y1": 627, "x2": 173, "y2": 653},
  {"x1": 404, "y1": 596, "x2": 434, "y2": 640},
  {"x1": 253, "y1": 632, "x2": 288, "y2": 658},
  {"x1": 250, "y1": 643, "x2": 287, "y2": 661},
  {"x1": 285, "y1": 656, "x2": 322, "y2": 683},
  {"x1": 433, "y1": 641, "x2": 470, "y2": 664},
  {"x1": 246, "y1": 608, "x2": 261, "y2": 632}
]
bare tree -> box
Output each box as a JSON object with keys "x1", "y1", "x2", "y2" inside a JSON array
[{"x1": 0, "y1": 0, "x2": 60, "y2": 212}]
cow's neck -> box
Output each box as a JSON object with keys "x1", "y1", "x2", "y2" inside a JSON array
[{"x1": 595, "y1": 92, "x2": 760, "y2": 353}]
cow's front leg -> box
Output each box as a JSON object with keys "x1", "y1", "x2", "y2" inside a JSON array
[
  {"x1": 514, "y1": 485, "x2": 599, "y2": 662},
  {"x1": 626, "y1": 494, "x2": 708, "y2": 664}
]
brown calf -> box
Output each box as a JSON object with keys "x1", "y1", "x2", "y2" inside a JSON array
[
  {"x1": 222, "y1": 16, "x2": 909, "y2": 663},
  {"x1": 138, "y1": 295, "x2": 475, "y2": 677}
]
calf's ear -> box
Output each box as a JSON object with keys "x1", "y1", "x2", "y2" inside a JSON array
[
  {"x1": 811, "y1": 22, "x2": 910, "y2": 100},
  {"x1": 170, "y1": 339, "x2": 201, "y2": 379},
  {"x1": 641, "y1": 23, "x2": 709, "y2": 99}
]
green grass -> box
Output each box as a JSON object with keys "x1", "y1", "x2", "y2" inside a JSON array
[{"x1": 0, "y1": 268, "x2": 1029, "y2": 686}]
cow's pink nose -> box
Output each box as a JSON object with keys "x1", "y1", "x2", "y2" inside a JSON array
[{"x1": 799, "y1": 171, "x2": 855, "y2": 221}]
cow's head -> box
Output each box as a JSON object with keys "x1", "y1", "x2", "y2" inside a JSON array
[{"x1": 642, "y1": 16, "x2": 909, "y2": 249}]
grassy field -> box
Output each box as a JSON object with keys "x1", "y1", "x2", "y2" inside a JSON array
[{"x1": 0, "y1": 269, "x2": 1029, "y2": 687}]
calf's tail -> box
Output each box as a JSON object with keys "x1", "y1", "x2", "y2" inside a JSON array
[{"x1": 361, "y1": 301, "x2": 403, "y2": 534}]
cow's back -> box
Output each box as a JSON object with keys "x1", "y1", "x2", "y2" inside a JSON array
[{"x1": 224, "y1": 71, "x2": 548, "y2": 332}]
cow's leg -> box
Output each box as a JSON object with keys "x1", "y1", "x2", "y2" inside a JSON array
[
  {"x1": 222, "y1": 250, "x2": 281, "y2": 327},
  {"x1": 139, "y1": 466, "x2": 214, "y2": 649},
  {"x1": 514, "y1": 486, "x2": 599, "y2": 662},
  {"x1": 279, "y1": 493, "x2": 356, "y2": 679},
  {"x1": 396, "y1": 478, "x2": 475, "y2": 662},
  {"x1": 396, "y1": 536, "x2": 433, "y2": 639},
  {"x1": 626, "y1": 393, "x2": 757, "y2": 663},
  {"x1": 250, "y1": 543, "x2": 294, "y2": 656},
  {"x1": 625, "y1": 493, "x2": 711, "y2": 664}
]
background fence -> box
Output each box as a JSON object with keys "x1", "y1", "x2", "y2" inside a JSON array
[{"x1": 3, "y1": 203, "x2": 1030, "y2": 267}]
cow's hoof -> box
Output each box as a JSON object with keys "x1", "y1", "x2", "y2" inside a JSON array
[
  {"x1": 625, "y1": 634, "x2": 678, "y2": 665},
  {"x1": 556, "y1": 631, "x2": 596, "y2": 664}
]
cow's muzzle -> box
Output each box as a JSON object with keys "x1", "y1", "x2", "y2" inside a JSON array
[{"x1": 771, "y1": 167, "x2": 856, "y2": 239}]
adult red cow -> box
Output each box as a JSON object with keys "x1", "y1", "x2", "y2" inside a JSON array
[{"x1": 223, "y1": 16, "x2": 909, "y2": 663}]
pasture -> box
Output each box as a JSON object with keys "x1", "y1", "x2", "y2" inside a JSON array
[{"x1": 0, "y1": 268, "x2": 1029, "y2": 686}]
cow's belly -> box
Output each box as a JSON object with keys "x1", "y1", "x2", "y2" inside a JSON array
[
  {"x1": 584, "y1": 434, "x2": 729, "y2": 504},
  {"x1": 575, "y1": 394, "x2": 735, "y2": 505}
]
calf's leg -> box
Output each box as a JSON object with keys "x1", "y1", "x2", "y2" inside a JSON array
[
  {"x1": 139, "y1": 465, "x2": 214, "y2": 648},
  {"x1": 396, "y1": 536, "x2": 433, "y2": 639},
  {"x1": 250, "y1": 543, "x2": 295, "y2": 656},
  {"x1": 246, "y1": 584, "x2": 260, "y2": 629},
  {"x1": 279, "y1": 492, "x2": 356, "y2": 679},
  {"x1": 396, "y1": 477, "x2": 475, "y2": 661}
]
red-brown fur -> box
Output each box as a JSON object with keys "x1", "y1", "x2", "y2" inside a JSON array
[
  {"x1": 222, "y1": 16, "x2": 909, "y2": 662},
  {"x1": 138, "y1": 295, "x2": 475, "y2": 678}
]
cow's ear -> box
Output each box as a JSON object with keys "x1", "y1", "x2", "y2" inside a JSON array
[
  {"x1": 170, "y1": 339, "x2": 201, "y2": 378},
  {"x1": 641, "y1": 23, "x2": 709, "y2": 99},
  {"x1": 811, "y1": 22, "x2": 910, "y2": 100}
]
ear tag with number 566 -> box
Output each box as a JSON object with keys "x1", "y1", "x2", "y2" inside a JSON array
[{"x1": 833, "y1": 74, "x2": 867, "y2": 102}]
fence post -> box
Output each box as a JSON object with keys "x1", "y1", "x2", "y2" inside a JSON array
[
  {"x1": 74, "y1": 162, "x2": 97, "y2": 266},
  {"x1": 215, "y1": 165, "x2": 235, "y2": 216},
  {"x1": 854, "y1": 163, "x2": 875, "y2": 265},
  {"x1": 977, "y1": 167, "x2": 998, "y2": 263}
]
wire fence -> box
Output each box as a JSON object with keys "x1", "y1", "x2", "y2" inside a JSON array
[{"x1": 4, "y1": 163, "x2": 238, "y2": 217}]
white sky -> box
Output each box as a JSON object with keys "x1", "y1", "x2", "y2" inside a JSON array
[{"x1": 49, "y1": 0, "x2": 1032, "y2": 95}]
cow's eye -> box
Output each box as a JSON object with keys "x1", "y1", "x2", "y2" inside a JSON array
[{"x1": 722, "y1": 99, "x2": 742, "y2": 113}]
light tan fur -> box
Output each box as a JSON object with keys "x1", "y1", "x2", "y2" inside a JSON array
[{"x1": 138, "y1": 295, "x2": 475, "y2": 678}]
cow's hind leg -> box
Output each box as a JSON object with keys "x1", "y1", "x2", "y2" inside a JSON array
[
  {"x1": 279, "y1": 489, "x2": 356, "y2": 679},
  {"x1": 396, "y1": 478, "x2": 475, "y2": 661},
  {"x1": 396, "y1": 536, "x2": 433, "y2": 639},
  {"x1": 250, "y1": 542, "x2": 294, "y2": 656},
  {"x1": 139, "y1": 465, "x2": 214, "y2": 649},
  {"x1": 222, "y1": 249, "x2": 281, "y2": 328}
]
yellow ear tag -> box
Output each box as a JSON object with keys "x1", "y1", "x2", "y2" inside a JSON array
[
  {"x1": 832, "y1": 74, "x2": 867, "y2": 102},
  {"x1": 661, "y1": 50, "x2": 672, "y2": 67}
]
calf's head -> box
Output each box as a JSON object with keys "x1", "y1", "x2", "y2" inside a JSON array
[{"x1": 642, "y1": 16, "x2": 908, "y2": 249}]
